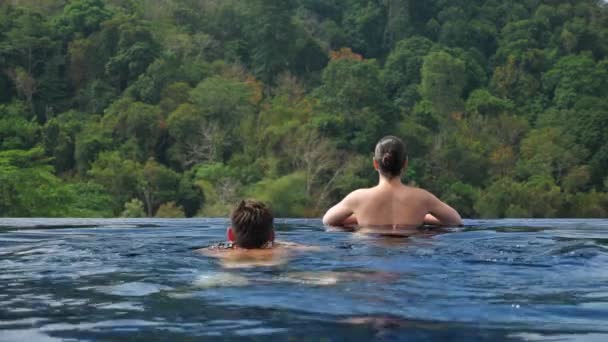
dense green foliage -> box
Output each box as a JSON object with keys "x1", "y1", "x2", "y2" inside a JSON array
[{"x1": 1, "y1": 0, "x2": 607, "y2": 218}]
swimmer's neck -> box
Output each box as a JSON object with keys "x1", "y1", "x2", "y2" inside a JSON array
[
  {"x1": 377, "y1": 175, "x2": 403, "y2": 187},
  {"x1": 230, "y1": 241, "x2": 275, "y2": 250}
]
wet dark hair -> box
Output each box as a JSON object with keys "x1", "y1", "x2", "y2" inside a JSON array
[
  {"x1": 374, "y1": 136, "x2": 407, "y2": 178},
  {"x1": 230, "y1": 200, "x2": 274, "y2": 248}
]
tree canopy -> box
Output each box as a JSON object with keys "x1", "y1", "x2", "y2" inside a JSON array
[{"x1": 0, "y1": 0, "x2": 607, "y2": 218}]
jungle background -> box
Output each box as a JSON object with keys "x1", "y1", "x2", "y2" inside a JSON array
[{"x1": 1, "y1": 0, "x2": 607, "y2": 218}]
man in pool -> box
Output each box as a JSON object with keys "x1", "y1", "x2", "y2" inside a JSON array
[
  {"x1": 198, "y1": 199, "x2": 316, "y2": 267},
  {"x1": 323, "y1": 136, "x2": 463, "y2": 230}
]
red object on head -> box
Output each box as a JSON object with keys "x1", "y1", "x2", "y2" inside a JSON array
[{"x1": 227, "y1": 227, "x2": 236, "y2": 242}]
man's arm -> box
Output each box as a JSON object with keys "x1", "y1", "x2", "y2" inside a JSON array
[
  {"x1": 341, "y1": 214, "x2": 358, "y2": 226},
  {"x1": 322, "y1": 191, "x2": 360, "y2": 226},
  {"x1": 426, "y1": 192, "x2": 463, "y2": 226}
]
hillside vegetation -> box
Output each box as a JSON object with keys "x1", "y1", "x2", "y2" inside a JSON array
[{"x1": 1, "y1": 0, "x2": 607, "y2": 218}]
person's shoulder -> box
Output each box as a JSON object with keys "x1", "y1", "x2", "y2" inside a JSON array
[
  {"x1": 342, "y1": 188, "x2": 370, "y2": 204},
  {"x1": 344, "y1": 188, "x2": 371, "y2": 201},
  {"x1": 275, "y1": 241, "x2": 322, "y2": 252},
  {"x1": 403, "y1": 185, "x2": 436, "y2": 201},
  {"x1": 198, "y1": 245, "x2": 279, "y2": 260}
]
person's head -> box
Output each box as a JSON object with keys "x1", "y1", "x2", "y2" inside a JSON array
[
  {"x1": 373, "y1": 136, "x2": 407, "y2": 179},
  {"x1": 227, "y1": 200, "x2": 274, "y2": 248}
]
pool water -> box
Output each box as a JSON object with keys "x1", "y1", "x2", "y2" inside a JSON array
[{"x1": 1, "y1": 218, "x2": 608, "y2": 341}]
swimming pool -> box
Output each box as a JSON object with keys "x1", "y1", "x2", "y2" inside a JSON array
[{"x1": 1, "y1": 218, "x2": 608, "y2": 341}]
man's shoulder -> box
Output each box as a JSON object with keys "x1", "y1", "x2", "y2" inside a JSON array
[
  {"x1": 403, "y1": 185, "x2": 435, "y2": 200},
  {"x1": 276, "y1": 241, "x2": 322, "y2": 252},
  {"x1": 343, "y1": 188, "x2": 372, "y2": 203},
  {"x1": 349, "y1": 187, "x2": 373, "y2": 197}
]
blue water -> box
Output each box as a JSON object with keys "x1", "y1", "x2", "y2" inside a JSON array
[{"x1": 1, "y1": 218, "x2": 608, "y2": 341}]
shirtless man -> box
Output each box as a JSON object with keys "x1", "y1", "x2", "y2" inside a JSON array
[
  {"x1": 323, "y1": 136, "x2": 462, "y2": 229},
  {"x1": 198, "y1": 199, "x2": 316, "y2": 268}
]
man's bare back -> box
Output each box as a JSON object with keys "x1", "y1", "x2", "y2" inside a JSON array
[
  {"x1": 323, "y1": 179, "x2": 462, "y2": 227},
  {"x1": 323, "y1": 136, "x2": 462, "y2": 228}
]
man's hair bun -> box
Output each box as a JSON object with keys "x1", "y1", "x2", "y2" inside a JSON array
[
  {"x1": 381, "y1": 152, "x2": 394, "y2": 168},
  {"x1": 374, "y1": 136, "x2": 407, "y2": 178}
]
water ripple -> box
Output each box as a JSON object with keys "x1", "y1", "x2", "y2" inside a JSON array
[{"x1": 1, "y1": 218, "x2": 608, "y2": 340}]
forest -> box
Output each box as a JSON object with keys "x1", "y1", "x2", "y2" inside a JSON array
[{"x1": 0, "y1": 0, "x2": 607, "y2": 218}]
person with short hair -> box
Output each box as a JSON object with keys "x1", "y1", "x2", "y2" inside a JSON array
[
  {"x1": 198, "y1": 200, "x2": 317, "y2": 267},
  {"x1": 322, "y1": 136, "x2": 463, "y2": 229},
  {"x1": 228, "y1": 199, "x2": 275, "y2": 249}
]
